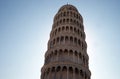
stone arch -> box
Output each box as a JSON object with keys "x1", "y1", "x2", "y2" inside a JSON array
[
  {"x1": 60, "y1": 19, "x2": 62, "y2": 24},
  {"x1": 73, "y1": 12, "x2": 76, "y2": 17},
  {"x1": 61, "y1": 12, "x2": 63, "y2": 17},
  {"x1": 57, "y1": 37, "x2": 60, "y2": 44},
  {"x1": 62, "y1": 66, "x2": 67, "y2": 79},
  {"x1": 83, "y1": 56, "x2": 85, "y2": 66},
  {"x1": 74, "y1": 27, "x2": 77, "y2": 34},
  {"x1": 50, "y1": 41, "x2": 53, "y2": 49},
  {"x1": 70, "y1": 26, "x2": 73, "y2": 32},
  {"x1": 64, "y1": 49, "x2": 68, "y2": 54},
  {"x1": 63, "y1": 12, "x2": 66, "y2": 16},
  {"x1": 67, "y1": 11, "x2": 69, "y2": 16},
  {"x1": 63, "y1": 18, "x2": 65, "y2": 23},
  {"x1": 70, "y1": 19, "x2": 73, "y2": 23},
  {"x1": 69, "y1": 67, "x2": 73, "y2": 79},
  {"x1": 73, "y1": 20, "x2": 76, "y2": 24},
  {"x1": 81, "y1": 32, "x2": 83, "y2": 37},
  {"x1": 66, "y1": 26, "x2": 69, "y2": 31},
  {"x1": 50, "y1": 67, "x2": 55, "y2": 79},
  {"x1": 78, "y1": 39, "x2": 81, "y2": 46},
  {"x1": 75, "y1": 68, "x2": 79, "y2": 79},
  {"x1": 53, "y1": 39, "x2": 55, "y2": 46},
  {"x1": 64, "y1": 49, "x2": 68, "y2": 61},
  {"x1": 69, "y1": 50, "x2": 73, "y2": 62},
  {"x1": 62, "y1": 66, "x2": 67, "y2": 71},
  {"x1": 74, "y1": 51, "x2": 78, "y2": 63},
  {"x1": 67, "y1": 18, "x2": 69, "y2": 23},
  {"x1": 59, "y1": 49, "x2": 63, "y2": 61},
  {"x1": 77, "y1": 29, "x2": 80, "y2": 35},
  {"x1": 70, "y1": 36, "x2": 73, "y2": 44},
  {"x1": 62, "y1": 26, "x2": 65, "y2": 31},
  {"x1": 65, "y1": 36, "x2": 69, "y2": 43},
  {"x1": 50, "y1": 53, "x2": 53, "y2": 62},
  {"x1": 79, "y1": 23, "x2": 82, "y2": 29},
  {"x1": 59, "y1": 49, "x2": 63, "y2": 55},
  {"x1": 70, "y1": 11, "x2": 72, "y2": 17},
  {"x1": 80, "y1": 69, "x2": 83, "y2": 77},
  {"x1": 58, "y1": 27, "x2": 61, "y2": 33},
  {"x1": 75, "y1": 51, "x2": 78, "y2": 57},
  {"x1": 84, "y1": 72, "x2": 87, "y2": 79},
  {"x1": 76, "y1": 14, "x2": 78, "y2": 19},
  {"x1": 56, "y1": 66, "x2": 61, "y2": 79},
  {"x1": 82, "y1": 42, "x2": 84, "y2": 50},
  {"x1": 74, "y1": 37, "x2": 77, "y2": 45},
  {"x1": 51, "y1": 67, "x2": 55, "y2": 73},
  {"x1": 75, "y1": 68, "x2": 79, "y2": 74},
  {"x1": 77, "y1": 21, "x2": 79, "y2": 26},
  {"x1": 55, "y1": 29, "x2": 57, "y2": 35},
  {"x1": 79, "y1": 52, "x2": 82, "y2": 58},
  {"x1": 54, "y1": 50, "x2": 57, "y2": 62},
  {"x1": 45, "y1": 68, "x2": 50, "y2": 79},
  {"x1": 56, "y1": 66, "x2": 61, "y2": 72},
  {"x1": 60, "y1": 36, "x2": 64, "y2": 43}
]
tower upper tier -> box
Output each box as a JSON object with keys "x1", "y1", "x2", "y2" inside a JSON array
[{"x1": 54, "y1": 4, "x2": 83, "y2": 24}]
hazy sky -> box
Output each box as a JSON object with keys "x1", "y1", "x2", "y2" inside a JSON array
[{"x1": 0, "y1": 0, "x2": 120, "y2": 79}]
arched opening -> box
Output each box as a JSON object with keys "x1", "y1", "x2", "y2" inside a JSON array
[
  {"x1": 58, "y1": 28, "x2": 60, "y2": 33},
  {"x1": 70, "y1": 36, "x2": 73, "y2": 44},
  {"x1": 59, "y1": 49, "x2": 63, "y2": 61},
  {"x1": 74, "y1": 37, "x2": 77, "y2": 45},
  {"x1": 51, "y1": 67, "x2": 55, "y2": 79},
  {"x1": 60, "y1": 36, "x2": 64, "y2": 44},
  {"x1": 70, "y1": 26, "x2": 73, "y2": 32},
  {"x1": 78, "y1": 29, "x2": 80, "y2": 35},
  {"x1": 70, "y1": 19, "x2": 73, "y2": 24},
  {"x1": 67, "y1": 11, "x2": 69, "y2": 16},
  {"x1": 46, "y1": 68, "x2": 50, "y2": 79},
  {"x1": 64, "y1": 49, "x2": 68, "y2": 61},
  {"x1": 62, "y1": 26, "x2": 65, "y2": 31},
  {"x1": 65, "y1": 36, "x2": 69, "y2": 43},
  {"x1": 80, "y1": 70, "x2": 83, "y2": 77},
  {"x1": 69, "y1": 67, "x2": 73, "y2": 79},
  {"x1": 63, "y1": 19, "x2": 65, "y2": 23},
  {"x1": 69, "y1": 50, "x2": 73, "y2": 62},
  {"x1": 70, "y1": 11, "x2": 72, "y2": 17},
  {"x1": 67, "y1": 18, "x2": 69, "y2": 23},
  {"x1": 55, "y1": 29, "x2": 57, "y2": 35},
  {"x1": 57, "y1": 37, "x2": 59, "y2": 44},
  {"x1": 75, "y1": 68, "x2": 79, "y2": 79},
  {"x1": 77, "y1": 21, "x2": 79, "y2": 26},
  {"x1": 83, "y1": 56, "x2": 85, "y2": 66},
  {"x1": 60, "y1": 19, "x2": 62, "y2": 24},
  {"x1": 66, "y1": 26, "x2": 69, "y2": 31},
  {"x1": 74, "y1": 28, "x2": 77, "y2": 34},
  {"x1": 62, "y1": 66, "x2": 67, "y2": 79},
  {"x1": 50, "y1": 41, "x2": 53, "y2": 48},
  {"x1": 85, "y1": 73, "x2": 87, "y2": 79},
  {"x1": 78, "y1": 39, "x2": 81, "y2": 46},
  {"x1": 75, "y1": 51, "x2": 78, "y2": 63},
  {"x1": 56, "y1": 66, "x2": 61, "y2": 79},
  {"x1": 53, "y1": 39, "x2": 55, "y2": 45},
  {"x1": 63, "y1": 12, "x2": 66, "y2": 16}
]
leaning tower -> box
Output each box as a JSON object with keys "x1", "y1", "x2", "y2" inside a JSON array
[{"x1": 41, "y1": 4, "x2": 91, "y2": 79}]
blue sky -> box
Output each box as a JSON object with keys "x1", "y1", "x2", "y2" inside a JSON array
[{"x1": 0, "y1": 0, "x2": 120, "y2": 79}]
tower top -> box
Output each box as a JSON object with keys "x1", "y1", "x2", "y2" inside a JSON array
[{"x1": 58, "y1": 4, "x2": 78, "y2": 12}]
